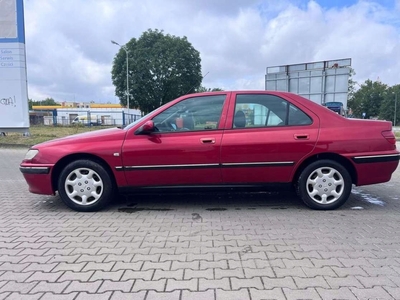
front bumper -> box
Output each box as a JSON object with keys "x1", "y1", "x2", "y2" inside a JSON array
[
  {"x1": 20, "y1": 166, "x2": 50, "y2": 175},
  {"x1": 20, "y1": 164, "x2": 55, "y2": 195}
]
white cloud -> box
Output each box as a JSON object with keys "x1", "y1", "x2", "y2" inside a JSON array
[{"x1": 23, "y1": 0, "x2": 400, "y2": 103}]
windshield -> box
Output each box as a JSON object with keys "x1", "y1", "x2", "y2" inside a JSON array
[
  {"x1": 123, "y1": 104, "x2": 167, "y2": 130},
  {"x1": 123, "y1": 116, "x2": 145, "y2": 130}
]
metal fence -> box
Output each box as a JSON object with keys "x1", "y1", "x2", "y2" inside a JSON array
[{"x1": 31, "y1": 110, "x2": 141, "y2": 127}]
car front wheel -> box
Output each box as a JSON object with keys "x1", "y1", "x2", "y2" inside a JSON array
[
  {"x1": 297, "y1": 160, "x2": 352, "y2": 210},
  {"x1": 58, "y1": 160, "x2": 114, "y2": 212}
]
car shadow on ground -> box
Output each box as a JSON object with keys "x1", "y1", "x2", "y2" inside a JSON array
[
  {"x1": 114, "y1": 190, "x2": 302, "y2": 211},
  {"x1": 31, "y1": 189, "x2": 388, "y2": 213}
]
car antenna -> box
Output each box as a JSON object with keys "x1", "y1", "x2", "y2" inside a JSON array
[{"x1": 184, "y1": 71, "x2": 209, "y2": 95}]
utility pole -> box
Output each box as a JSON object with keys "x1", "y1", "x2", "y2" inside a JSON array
[
  {"x1": 394, "y1": 92, "x2": 397, "y2": 127},
  {"x1": 111, "y1": 40, "x2": 130, "y2": 123}
]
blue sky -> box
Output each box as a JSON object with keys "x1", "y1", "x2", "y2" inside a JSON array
[
  {"x1": 307, "y1": 0, "x2": 360, "y2": 8},
  {"x1": 22, "y1": 0, "x2": 400, "y2": 103},
  {"x1": 301, "y1": 0, "x2": 394, "y2": 9}
]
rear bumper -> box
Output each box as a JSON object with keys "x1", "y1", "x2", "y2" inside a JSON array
[
  {"x1": 352, "y1": 153, "x2": 400, "y2": 164},
  {"x1": 350, "y1": 153, "x2": 400, "y2": 186}
]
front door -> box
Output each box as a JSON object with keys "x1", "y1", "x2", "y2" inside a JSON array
[{"x1": 121, "y1": 94, "x2": 228, "y2": 187}]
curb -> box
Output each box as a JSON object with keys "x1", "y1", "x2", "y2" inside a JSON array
[{"x1": 0, "y1": 143, "x2": 31, "y2": 148}]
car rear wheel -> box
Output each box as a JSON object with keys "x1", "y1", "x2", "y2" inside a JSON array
[
  {"x1": 58, "y1": 160, "x2": 114, "y2": 212},
  {"x1": 297, "y1": 160, "x2": 352, "y2": 210}
]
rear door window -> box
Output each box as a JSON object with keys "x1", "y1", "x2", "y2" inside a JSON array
[{"x1": 233, "y1": 94, "x2": 312, "y2": 128}]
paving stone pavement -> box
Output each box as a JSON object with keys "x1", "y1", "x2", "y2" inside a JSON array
[{"x1": 0, "y1": 147, "x2": 400, "y2": 299}]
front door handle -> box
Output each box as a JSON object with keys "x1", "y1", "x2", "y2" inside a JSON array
[
  {"x1": 201, "y1": 138, "x2": 215, "y2": 144},
  {"x1": 294, "y1": 134, "x2": 309, "y2": 140}
]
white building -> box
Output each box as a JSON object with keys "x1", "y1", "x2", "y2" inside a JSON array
[{"x1": 33, "y1": 104, "x2": 141, "y2": 126}]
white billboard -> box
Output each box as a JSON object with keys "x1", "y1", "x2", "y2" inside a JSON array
[
  {"x1": 265, "y1": 58, "x2": 351, "y2": 110},
  {"x1": 0, "y1": 0, "x2": 29, "y2": 133}
]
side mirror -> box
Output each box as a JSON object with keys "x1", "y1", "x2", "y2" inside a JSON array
[{"x1": 135, "y1": 120, "x2": 155, "y2": 135}]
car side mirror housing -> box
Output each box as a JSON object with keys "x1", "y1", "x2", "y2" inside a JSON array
[{"x1": 135, "y1": 120, "x2": 155, "y2": 135}]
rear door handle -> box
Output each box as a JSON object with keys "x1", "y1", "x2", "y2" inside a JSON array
[
  {"x1": 201, "y1": 138, "x2": 215, "y2": 144},
  {"x1": 294, "y1": 134, "x2": 309, "y2": 140}
]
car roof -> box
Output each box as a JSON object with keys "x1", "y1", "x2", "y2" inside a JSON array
[{"x1": 183, "y1": 90, "x2": 346, "y2": 121}]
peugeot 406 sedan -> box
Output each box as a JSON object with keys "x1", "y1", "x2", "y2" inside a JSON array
[{"x1": 20, "y1": 91, "x2": 400, "y2": 212}]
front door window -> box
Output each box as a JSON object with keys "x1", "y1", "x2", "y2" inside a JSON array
[{"x1": 152, "y1": 95, "x2": 226, "y2": 132}]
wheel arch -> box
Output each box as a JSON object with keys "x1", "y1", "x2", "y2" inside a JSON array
[
  {"x1": 51, "y1": 153, "x2": 117, "y2": 193},
  {"x1": 292, "y1": 153, "x2": 357, "y2": 185}
]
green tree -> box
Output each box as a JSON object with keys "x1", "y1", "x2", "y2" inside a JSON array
[
  {"x1": 40, "y1": 98, "x2": 60, "y2": 106},
  {"x1": 347, "y1": 67, "x2": 357, "y2": 101},
  {"x1": 196, "y1": 86, "x2": 224, "y2": 93},
  {"x1": 29, "y1": 98, "x2": 60, "y2": 109},
  {"x1": 379, "y1": 84, "x2": 400, "y2": 125},
  {"x1": 111, "y1": 29, "x2": 202, "y2": 114},
  {"x1": 347, "y1": 80, "x2": 387, "y2": 119}
]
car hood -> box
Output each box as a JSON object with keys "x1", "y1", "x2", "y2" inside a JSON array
[{"x1": 33, "y1": 127, "x2": 126, "y2": 148}]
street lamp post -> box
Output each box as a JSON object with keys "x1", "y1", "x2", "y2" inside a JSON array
[
  {"x1": 394, "y1": 92, "x2": 397, "y2": 127},
  {"x1": 111, "y1": 40, "x2": 129, "y2": 122}
]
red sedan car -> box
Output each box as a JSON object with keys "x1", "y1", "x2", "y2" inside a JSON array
[{"x1": 20, "y1": 91, "x2": 399, "y2": 212}]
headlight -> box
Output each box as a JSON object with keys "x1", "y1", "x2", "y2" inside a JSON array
[{"x1": 24, "y1": 149, "x2": 39, "y2": 160}]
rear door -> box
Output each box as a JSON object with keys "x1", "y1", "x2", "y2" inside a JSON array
[{"x1": 220, "y1": 93, "x2": 319, "y2": 184}]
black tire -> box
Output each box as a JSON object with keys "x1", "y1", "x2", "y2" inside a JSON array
[
  {"x1": 297, "y1": 159, "x2": 352, "y2": 210},
  {"x1": 58, "y1": 160, "x2": 114, "y2": 212}
]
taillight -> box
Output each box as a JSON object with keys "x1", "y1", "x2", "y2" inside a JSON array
[{"x1": 381, "y1": 130, "x2": 396, "y2": 145}]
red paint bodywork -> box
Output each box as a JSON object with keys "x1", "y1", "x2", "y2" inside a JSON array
[{"x1": 20, "y1": 91, "x2": 399, "y2": 196}]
